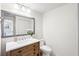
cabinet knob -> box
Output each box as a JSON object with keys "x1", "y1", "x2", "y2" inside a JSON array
[
  {"x1": 33, "y1": 52, "x2": 35, "y2": 55},
  {"x1": 33, "y1": 45, "x2": 35, "y2": 47},
  {"x1": 34, "y1": 49, "x2": 35, "y2": 51},
  {"x1": 18, "y1": 50, "x2": 22, "y2": 53}
]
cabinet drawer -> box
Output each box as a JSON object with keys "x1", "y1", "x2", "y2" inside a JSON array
[
  {"x1": 33, "y1": 42, "x2": 39, "y2": 47},
  {"x1": 22, "y1": 48, "x2": 35, "y2": 56},
  {"x1": 10, "y1": 48, "x2": 23, "y2": 56},
  {"x1": 6, "y1": 52, "x2": 10, "y2": 56},
  {"x1": 6, "y1": 42, "x2": 40, "y2": 56}
]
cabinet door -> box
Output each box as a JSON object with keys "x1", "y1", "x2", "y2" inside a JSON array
[
  {"x1": 6, "y1": 42, "x2": 40, "y2": 56},
  {"x1": 22, "y1": 49, "x2": 34, "y2": 56},
  {"x1": 21, "y1": 44, "x2": 35, "y2": 56},
  {"x1": 33, "y1": 42, "x2": 40, "y2": 56},
  {"x1": 6, "y1": 52, "x2": 10, "y2": 56},
  {"x1": 10, "y1": 48, "x2": 23, "y2": 56}
]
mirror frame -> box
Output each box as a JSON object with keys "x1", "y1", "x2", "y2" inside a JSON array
[{"x1": 1, "y1": 10, "x2": 35, "y2": 38}]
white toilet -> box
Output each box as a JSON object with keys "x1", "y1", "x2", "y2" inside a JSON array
[{"x1": 40, "y1": 39, "x2": 52, "y2": 56}]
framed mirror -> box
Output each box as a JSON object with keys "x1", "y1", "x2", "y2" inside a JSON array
[
  {"x1": 15, "y1": 16, "x2": 34, "y2": 35},
  {"x1": 1, "y1": 10, "x2": 35, "y2": 38}
]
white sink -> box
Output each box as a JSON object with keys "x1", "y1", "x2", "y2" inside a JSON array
[
  {"x1": 6, "y1": 39, "x2": 40, "y2": 52},
  {"x1": 6, "y1": 42, "x2": 19, "y2": 51}
]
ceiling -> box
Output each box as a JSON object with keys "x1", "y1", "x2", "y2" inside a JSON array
[{"x1": 21, "y1": 3, "x2": 66, "y2": 14}]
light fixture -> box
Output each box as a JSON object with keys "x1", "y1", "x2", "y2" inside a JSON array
[
  {"x1": 22, "y1": 6, "x2": 26, "y2": 11},
  {"x1": 22, "y1": 6, "x2": 31, "y2": 13},
  {"x1": 16, "y1": 4, "x2": 31, "y2": 13},
  {"x1": 15, "y1": 4, "x2": 19, "y2": 9},
  {"x1": 15, "y1": 4, "x2": 23, "y2": 10},
  {"x1": 26, "y1": 8, "x2": 31, "y2": 13}
]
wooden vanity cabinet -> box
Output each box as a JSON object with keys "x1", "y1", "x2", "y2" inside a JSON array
[{"x1": 6, "y1": 42, "x2": 41, "y2": 56}]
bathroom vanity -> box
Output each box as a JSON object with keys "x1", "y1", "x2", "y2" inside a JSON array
[
  {"x1": 6, "y1": 39, "x2": 41, "y2": 56},
  {"x1": 2, "y1": 10, "x2": 43, "y2": 56}
]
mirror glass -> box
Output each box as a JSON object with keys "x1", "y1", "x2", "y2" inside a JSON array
[
  {"x1": 15, "y1": 16, "x2": 34, "y2": 35},
  {"x1": 4, "y1": 18, "x2": 14, "y2": 36},
  {"x1": 1, "y1": 10, "x2": 35, "y2": 38}
]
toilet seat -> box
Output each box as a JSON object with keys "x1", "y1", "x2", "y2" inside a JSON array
[
  {"x1": 40, "y1": 45, "x2": 52, "y2": 56},
  {"x1": 40, "y1": 45, "x2": 52, "y2": 52},
  {"x1": 40, "y1": 39, "x2": 52, "y2": 56}
]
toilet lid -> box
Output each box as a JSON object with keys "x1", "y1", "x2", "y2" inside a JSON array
[{"x1": 40, "y1": 45, "x2": 52, "y2": 52}]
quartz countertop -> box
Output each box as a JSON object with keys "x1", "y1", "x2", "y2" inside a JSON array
[{"x1": 6, "y1": 39, "x2": 40, "y2": 52}]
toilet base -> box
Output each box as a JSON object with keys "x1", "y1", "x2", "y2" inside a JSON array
[{"x1": 40, "y1": 45, "x2": 52, "y2": 56}]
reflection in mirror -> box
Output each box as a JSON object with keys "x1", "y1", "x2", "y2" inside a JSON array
[
  {"x1": 1, "y1": 10, "x2": 35, "y2": 38},
  {"x1": 1, "y1": 11, "x2": 15, "y2": 37},
  {"x1": 4, "y1": 19, "x2": 14, "y2": 36},
  {"x1": 15, "y1": 16, "x2": 34, "y2": 35}
]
